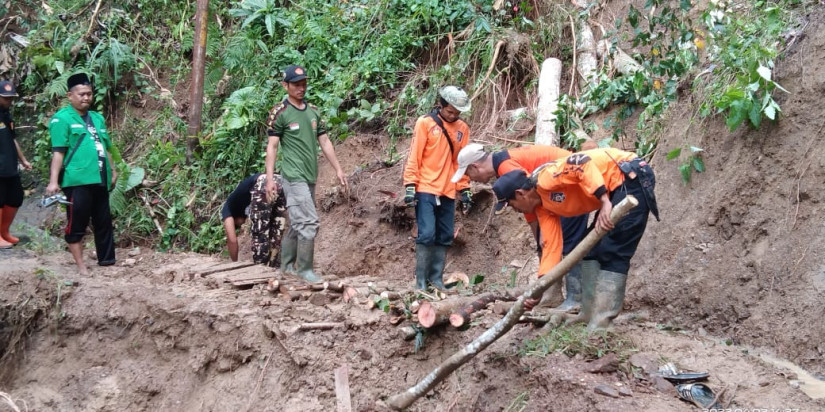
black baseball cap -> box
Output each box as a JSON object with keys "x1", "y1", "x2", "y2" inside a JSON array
[
  {"x1": 0, "y1": 80, "x2": 17, "y2": 97},
  {"x1": 492, "y1": 170, "x2": 531, "y2": 211},
  {"x1": 283, "y1": 65, "x2": 307, "y2": 83}
]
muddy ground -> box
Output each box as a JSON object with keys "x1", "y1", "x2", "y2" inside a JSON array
[{"x1": 3, "y1": 3, "x2": 825, "y2": 412}]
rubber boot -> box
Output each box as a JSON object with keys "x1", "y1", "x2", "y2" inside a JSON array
[
  {"x1": 586, "y1": 270, "x2": 627, "y2": 331},
  {"x1": 551, "y1": 262, "x2": 583, "y2": 313},
  {"x1": 280, "y1": 232, "x2": 298, "y2": 274},
  {"x1": 427, "y1": 245, "x2": 447, "y2": 291},
  {"x1": 295, "y1": 238, "x2": 321, "y2": 282},
  {"x1": 414, "y1": 244, "x2": 432, "y2": 291},
  {"x1": 1, "y1": 206, "x2": 19, "y2": 245},
  {"x1": 565, "y1": 260, "x2": 599, "y2": 325},
  {"x1": 0, "y1": 211, "x2": 12, "y2": 249}
]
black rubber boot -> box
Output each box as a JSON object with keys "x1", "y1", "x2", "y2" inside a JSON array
[
  {"x1": 414, "y1": 244, "x2": 432, "y2": 291},
  {"x1": 587, "y1": 270, "x2": 627, "y2": 331},
  {"x1": 428, "y1": 245, "x2": 448, "y2": 290}
]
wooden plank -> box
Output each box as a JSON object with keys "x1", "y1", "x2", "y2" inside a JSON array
[
  {"x1": 334, "y1": 364, "x2": 353, "y2": 412},
  {"x1": 211, "y1": 265, "x2": 270, "y2": 282},
  {"x1": 231, "y1": 278, "x2": 273, "y2": 287},
  {"x1": 192, "y1": 261, "x2": 257, "y2": 277}
]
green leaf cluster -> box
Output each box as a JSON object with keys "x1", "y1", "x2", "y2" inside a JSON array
[{"x1": 697, "y1": 0, "x2": 804, "y2": 131}]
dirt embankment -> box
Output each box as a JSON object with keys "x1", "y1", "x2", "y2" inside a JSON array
[{"x1": 631, "y1": 6, "x2": 825, "y2": 377}]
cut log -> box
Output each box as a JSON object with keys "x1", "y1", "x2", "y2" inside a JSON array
[
  {"x1": 577, "y1": 23, "x2": 598, "y2": 89},
  {"x1": 366, "y1": 294, "x2": 380, "y2": 310},
  {"x1": 418, "y1": 300, "x2": 458, "y2": 328},
  {"x1": 380, "y1": 291, "x2": 402, "y2": 300},
  {"x1": 324, "y1": 281, "x2": 346, "y2": 293},
  {"x1": 334, "y1": 364, "x2": 353, "y2": 412},
  {"x1": 535, "y1": 58, "x2": 563, "y2": 146},
  {"x1": 342, "y1": 287, "x2": 358, "y2": 303},
  {"x1": 449, "y1": 294, "x2": 501, "y2": 328},
  {"x1": 385, "y1": 196, "x2": 639, "y2": 410},
  {"x1": 298, "y1": 322, "x2": 342, "y2": 331},
  {"x1": 279, "y1": 285, "x2": 301, "y2": 302},
  {"x1": 266, "y1": 279, "x2": 280, "y2": 293}
]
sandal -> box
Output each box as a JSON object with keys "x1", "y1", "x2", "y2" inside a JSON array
[{"x1": 675, "y1": 383, "x2": 723, "y2": 409}]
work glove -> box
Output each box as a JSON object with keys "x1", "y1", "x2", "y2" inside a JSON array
[
  {"x1": 404, "y1": 184, "x2": 416, "y2": 208},
  {"x1": 459, "y1": 188, "x2": 473, "y2": 215}
]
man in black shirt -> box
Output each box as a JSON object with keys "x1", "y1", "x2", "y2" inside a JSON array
[
  {"x1": 222, "y1": 173, "x2": 287, "y2": 266},
  {"x1": 0, "y1": 80, "x2": 32, "y2": 249}
]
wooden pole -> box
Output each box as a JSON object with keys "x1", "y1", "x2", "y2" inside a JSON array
[
  {"x1": 186, "y1": 0, "x2": 209, "y2": 162},
  {"x1": 385, "y1": 196, "x2": 638, "y2": 410}
]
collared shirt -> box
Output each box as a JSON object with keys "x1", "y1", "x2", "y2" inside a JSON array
[
  {"x1": 49, "y1": 106, "x2": 113, "y2": 189},
  {"x1": 533, "y1": 148, "x2": 638, "y2": 276},
  {"x1": 266, "y1": 99, "x2": 326, "y2": 184},
  {"x1": 403, "y1": 113, "x2": 470, "y2": 198}
]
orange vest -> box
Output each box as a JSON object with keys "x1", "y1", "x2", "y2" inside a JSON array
[
  {"x1": 534, "y1": 148, "x2": 638, "y2": 277},
  {"x1": 403, "y1": 114, "x2": 470, "y2": 198}
]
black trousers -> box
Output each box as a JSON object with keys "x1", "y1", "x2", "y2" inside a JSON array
[
  {"x1": 63, "y1": 184, "x2": 116, "y2": 264},
  {"x1": 0, "y1": 175, "x2": 23, "y2": 207},
  {"x1": 586, "y1": 159, "x2": 656, "y2": 274}
]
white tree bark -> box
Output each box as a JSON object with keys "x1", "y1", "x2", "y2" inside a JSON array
[
  {"x1": 535, "y1": 58, "x2": 563, "y2": 146},
  {"x1": 577, "y1": 23, "x2": 598, "y2": 89}
]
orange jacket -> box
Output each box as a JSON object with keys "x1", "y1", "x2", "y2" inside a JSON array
[
  {"x1": 534, "y1": 148, "x2": 638, "y2": 277},
  {"x1": 403, "y1": 113, "x2": 470, "y2": 197},
  {"x1": 495, "y1": 145, "x2": 572, "y2": 223}
]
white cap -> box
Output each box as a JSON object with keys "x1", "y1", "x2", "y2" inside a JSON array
[{"x1": 451, "y1": 143, "x2": 486, "y2": 182}]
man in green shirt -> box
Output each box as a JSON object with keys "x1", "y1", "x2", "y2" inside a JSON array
[
  {"x1": 46, "y1": 73, "x2": 117, "y2": 275},
  {"x1": 264, "y1": 64, "x2": 348, "y2": 282}
]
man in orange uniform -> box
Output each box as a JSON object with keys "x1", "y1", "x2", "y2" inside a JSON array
[
  {"x1": 492, "y1": 148, "x2": 659, "y2": 329},
  {"x1": 451, "y1": 144, "x2": 588, "y2": 311},
  {"x1": 403, "y1": 86, "x2": 473, "y2": 291}
]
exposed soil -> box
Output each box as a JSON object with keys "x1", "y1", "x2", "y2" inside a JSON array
[{"x1": 2, "y1": 3, "x2": 825, "y2": 412}]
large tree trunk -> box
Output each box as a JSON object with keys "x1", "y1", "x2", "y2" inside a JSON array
[
  {"x1": 577, "y1": 23, "x2": 598, "y2": 89},
  {"x1": 384, "y1": 196, "x2": 639, "y2": 410},
  {"x1": 535, "y1": 58, "x2": 563, "y2": 146}
]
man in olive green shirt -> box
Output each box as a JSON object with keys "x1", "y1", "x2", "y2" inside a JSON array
[
  {"x1": 46, "y1": 73, "x2": 117, "y2": 275},
  {"x1": 264, "y1": 64, "x2": 348, "y2": 282}
]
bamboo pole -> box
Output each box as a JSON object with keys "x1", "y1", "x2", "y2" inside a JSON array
[{"x1": 385, "y1": 196, "x2": 638, "y2": 410}]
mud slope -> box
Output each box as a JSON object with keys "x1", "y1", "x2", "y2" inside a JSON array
[{"x1": 631, "y1": 6, "x2": 825, "y2": 376}]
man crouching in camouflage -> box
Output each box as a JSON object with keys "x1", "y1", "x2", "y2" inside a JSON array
[{"x1": 222, "y1": 173, "x2": 287, "y2": 266}]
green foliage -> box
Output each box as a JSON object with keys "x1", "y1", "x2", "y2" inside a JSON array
[
  {"x1": 555, "y1": 1, "x2": 699, "y2": 157},
  {"x1": 697, "y1": 0, "x2": 802, "y2": 131},
  {"x1": 520, "y1": 325, "x2": 636, "y2": 360},
  {"x1": 666, "y1": 146, "x2": 705, "y2": 184}
]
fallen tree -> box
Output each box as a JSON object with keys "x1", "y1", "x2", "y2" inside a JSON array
[{"x1": 384, "y1": 196, "x2": 638, "y2": 410}]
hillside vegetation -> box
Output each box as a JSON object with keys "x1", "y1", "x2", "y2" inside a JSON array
[{"x1": 0, "y1": 0, "x2": 811, "y2": 251}]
